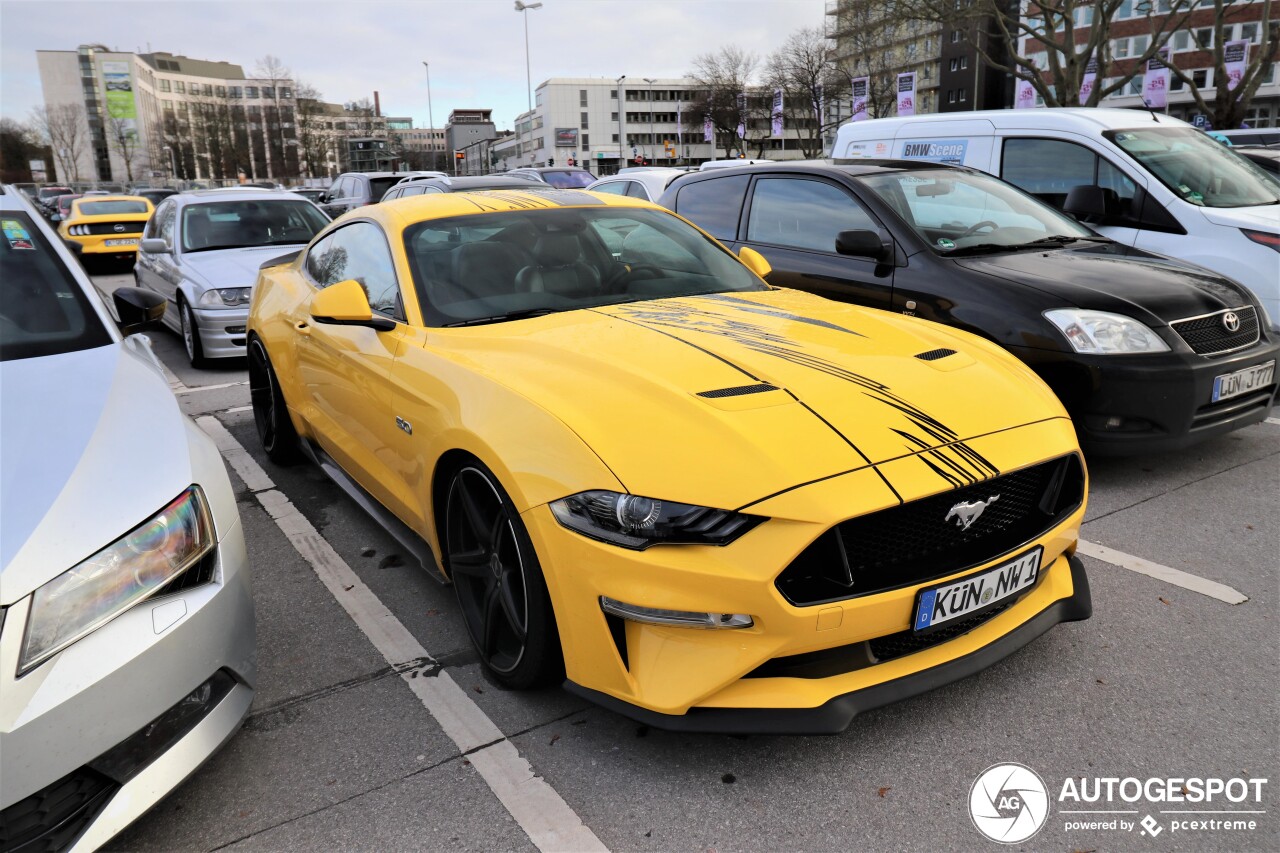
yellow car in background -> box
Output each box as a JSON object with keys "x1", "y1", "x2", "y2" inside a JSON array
[
  {"x1": 58, "y1": 195, "x2": 153, "y2": 263},
  {"x1": 246, "y1": 190, "x2": 1091, "y2": 733}
]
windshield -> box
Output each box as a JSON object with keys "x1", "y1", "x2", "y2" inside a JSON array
[
  {"x1": 78, "y1": 200, "x2": 150, "y2": 216},
  {"x1": 1106, "y1": 127, "x2": 1280, "y2": 208},
  {"x1": 404, "y1": 206, "x2": 767, "y2": 327},
  {"x1": 541, "y1": 170, "x2": 596, "y2": 189},
  {"x1": 858, "y1": 168, "x2": 1095, "y2": 255},
  {"x1": 0, "y1": 212, "x2": 112, "y2": 361},
  {"x1": 182, "y1": 200, "x2": 330, "y2": 252}
]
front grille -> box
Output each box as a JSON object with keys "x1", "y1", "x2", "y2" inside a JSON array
[
  {"x1": 0, "y1": 768, "x2": 118, "y2": 853},
  {"x1": 1192, "y1": 388, "x2": 1276, "y2": 429},
  {"x1": 1170, "y1": 306, "x2": 1260, "y2": 355},
  {"x1": 84, "y1": 222, "x2": 144, "y2": 236},
  {"x1": 776, "y1": 454, "x2": 1083, "y2": 606}
]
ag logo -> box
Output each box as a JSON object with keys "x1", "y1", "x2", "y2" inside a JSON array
[{"x1": 969, "y1": 762, "x2": 1050, "y2": 844}]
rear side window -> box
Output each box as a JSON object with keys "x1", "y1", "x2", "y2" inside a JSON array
[
  {"x1": 0, "y1": 212, "x2": 111, "y2": 361},
  {"x1": 590, "y1": 181, "x2": 629, "y2": 196},
  {"x1": 674, "y1": 176, "x2": 749, "y2": 241},
  {"x1": 368, "y1": 177, "x2": 399, "y2": 200},
  {"x1": 746, "y1": 178, "x2": 877, "y2": 253}
]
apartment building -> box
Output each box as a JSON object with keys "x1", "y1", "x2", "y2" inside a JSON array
[{"x1": 825, "y1": 1, "x2": 943, "y2": 117}]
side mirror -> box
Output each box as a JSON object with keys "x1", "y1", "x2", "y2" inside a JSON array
[
  {"x1": 113, "y1": 287, "x2": 166, "y2": 335},
  {"x1": 310, "y1": 278, "x2": 394, "y2": 331},
  {"x1": 737, "y1": 246, "x2": 772, "y2": 280},
  {"x1": 1063, "y1": 185, "x2": 1116, "y2": 221},
  {"x1": 318, "y1": 193, "x2": 329, "y2": 204},
  {"x1": 140, "y1": 238, "x2": 170, "y2": 254},
  {"x1": 835, "y1": 229, "x2": 891, "y2": 262}
]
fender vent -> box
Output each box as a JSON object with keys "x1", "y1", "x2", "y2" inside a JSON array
[
  {"x1": 697, "y1": 383, "x2": 779, "y2": 399},
  {"x1": 915, "y1": 348, "x2": 957, "y2": 361}
]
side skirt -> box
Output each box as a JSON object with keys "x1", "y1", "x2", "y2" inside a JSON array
[{"x1": 299, "y1": 438, "x2": 450, "y2": 585}]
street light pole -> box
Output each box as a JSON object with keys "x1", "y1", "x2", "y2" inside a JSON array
[
  {"x1": 616, "y1": 74, "x2": 626, "y2": 172},
  {"x1": 643, "y1": 77, "x2": 656, "y2": 163},
  {"x1": 422, "y1": 61, "x2": 437, "y2": 172},
  {"x1": 514, "y1": 1, "x2": 543, "y2": 168}
]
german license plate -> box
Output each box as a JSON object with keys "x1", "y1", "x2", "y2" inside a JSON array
[
  {"x1": 913, "y1": 547, "x2": 1042, "y2": 633},
  {"x1": 1211, "y1": 360, "x2": 1274, "y2": 402},
  {"x1": 104, "y1": 238, "x2": 138, "y2": 246}
]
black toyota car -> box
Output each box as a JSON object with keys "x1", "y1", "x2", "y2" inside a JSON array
[{"x1": 659, "y1": 161, "x2": 1277, "y2": 455}]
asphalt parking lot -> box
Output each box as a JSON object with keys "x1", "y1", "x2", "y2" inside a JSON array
[{"x1": 92, "y1": 269, "x2": 1279, "y2": 852}]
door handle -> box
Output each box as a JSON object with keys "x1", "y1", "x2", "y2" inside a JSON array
[{"x1": 294, "y1": 320, "x2": 310, "y2": 336}]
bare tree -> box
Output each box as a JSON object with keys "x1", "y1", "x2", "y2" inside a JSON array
[
  {"x1": 293, "y1": 81, "x2": 328, "y2": 178},
  {"x1": 906, "y1": 0, "x2": 1196, "y2": 107},
  {"x1": 255, "y1": 55, "x2": 297, "y2": 179},
  {"x1": 687, "y1": 45, "x2": 760, "y2": 158},
  {"x1": 828, "y1": 0, "x2": 913, "y2": 119},
  {"x1": 30, "y1": 103, "x2": 88, "y2": 182},
  {"x1": 765, "y1": 27, "x2": 843, "y2": 158},
  {"x1": 104, "y1": 115, "x2": 146, "y2": 182},
  {"x1": 1164, "y1": 0, "x2": 1278, "y2": 128}
]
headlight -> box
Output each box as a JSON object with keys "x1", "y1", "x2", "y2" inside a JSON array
[
  {"x1": 550, "y1": 490, "x2": 764, "y2": 550},
  {"x1": 18, "y1": 487, "x2": 215, "y2": 675},
  {"x1": 198, "y1": 287, "x2": 252, "y2": 308},
  {"x1": 1044, "y1": 309, "x2": 1170, "y2": 354}
]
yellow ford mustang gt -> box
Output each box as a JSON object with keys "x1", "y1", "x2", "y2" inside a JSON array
[{"x1": 246, "y1": 189, "x2": 1091, "y2": 734}]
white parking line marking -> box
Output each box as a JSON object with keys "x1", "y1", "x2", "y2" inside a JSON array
[
  {"x1": 1077, "y1": 540, "x2": 1248, "y2": 605},
  {"x1": 1266, "y1": 416, "x2": 1280, "y2": 426},
  {"x1": 194, "y1": 416, "x2": 607, "y2": 853},
  {"x1": 223, "y1": 405, "x2": 252, "y2": 414},
  {"x1": 175, "y1": 380, "x2": 249, "y2": 395}
]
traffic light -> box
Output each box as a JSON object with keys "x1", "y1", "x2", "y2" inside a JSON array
[{"x1": 547, "y1": 158, "x2": 555, "y2": 166}]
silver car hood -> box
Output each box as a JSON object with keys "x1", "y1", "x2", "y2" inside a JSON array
[
  {"x1": 0, "y1": 342, "x2": 196, "y2": 604},
  {"x1": 179, "y1": 244, "x2": 305, "y2": 288}
]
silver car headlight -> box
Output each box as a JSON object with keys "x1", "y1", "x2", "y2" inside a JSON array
[
  {"x1": 1044, "y1": 309, "x2": 1170, "y2": 355},
  {"x1": 198, "y1": 287, "x2": 252, "y2": 308},
  {"x1": 18, "y1": 487, "x2": 215, "y2": 675},
  {"x1": 550, "y1": 490, "x2": 763, "y2": 550}
]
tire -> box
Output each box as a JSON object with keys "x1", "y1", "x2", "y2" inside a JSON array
[
  {"x1": 444, "y1": 462, "x2": 563, "y2": 689},
  {"x1": 248, "y1": 337, "x2": 302, "y2": 465},
  {"x1": 179, "y1": 298, "x2": 208, "y2": 368}
]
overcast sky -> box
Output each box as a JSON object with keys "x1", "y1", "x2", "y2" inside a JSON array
[{"x1": 2, "y1": 0, "x2": 827, "y2": 130}]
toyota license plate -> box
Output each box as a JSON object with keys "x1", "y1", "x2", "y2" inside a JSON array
[
  {"x1": 104, "y1": 238, "x2": 138, "y2": 246},
  {"x1": 913, "y1": 547, "x2": 1042, "y2": 633},
  {"x1": 1211, "y1": 360, "x2": 1274, "y2": 403}
]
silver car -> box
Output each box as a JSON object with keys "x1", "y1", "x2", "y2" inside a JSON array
[
  {"x1": 0, "y1": 185, "x2": 255, "y2": 850},
  {"x1": 134, "y1": 189, "x2": 330, "y2": 366}
]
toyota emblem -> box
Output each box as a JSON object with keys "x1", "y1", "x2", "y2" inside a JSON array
[
  {"x1": 113, "y1": 223, "x2": 125, "y2": 233},
  {"x1": 1222, "y1": 311, "x2": 1241, "y2": 333}
]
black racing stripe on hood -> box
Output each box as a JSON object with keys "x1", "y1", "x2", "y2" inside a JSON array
[
  {"x1": 703, "y1": 293, "x2": 866, "y2": 338},
  {"x1": 609, "y1": 299, "x2": 1001, "y2": 490}
]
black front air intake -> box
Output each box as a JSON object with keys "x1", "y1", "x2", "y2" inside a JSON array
[{"x1": 776, "y1": 454, "x2": 1084, "y2": 606}]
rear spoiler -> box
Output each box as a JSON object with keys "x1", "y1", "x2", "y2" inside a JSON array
[{"x1": 260, "y1": 249, "x2": 302, "y2": 270}]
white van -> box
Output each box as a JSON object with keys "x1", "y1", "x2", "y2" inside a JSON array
[{"x1": 834, "y1": 108, "x2": 1280, "y2": 328}]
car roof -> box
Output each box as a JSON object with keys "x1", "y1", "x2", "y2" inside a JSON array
[
  {"x1": 174, "y1": 188, "x2": 312, "y2": 203},
  {"x1": 673, "y1": 159, "x2": 964, "y2": 181},
  {"x1": 345, "y1": 187, "x2": 654, "y2": 231},
  {"x1": 511, "y1": 166, "x2": 593, "y2": 174},
  {"x1": 399, "y1": 175, "x2": 542, "y2": 191},
  {"x1": 837, "y1": 107, "x2": 1187, "y2": 136}
]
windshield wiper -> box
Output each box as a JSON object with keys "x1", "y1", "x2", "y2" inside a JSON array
[
  {"x1": 444, "y1": 308, "x2": 561, "y2": 327},
  {"x1": 945, "y1": 235, "x2": 1101, "y2": 257}
]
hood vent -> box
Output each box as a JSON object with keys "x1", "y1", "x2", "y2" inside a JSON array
[
  {"x1": 697, "y1": 383, "x2": 780, "y2": 399},
  {"x1": 915, "y1": 348, "x2": 957, "y2": 361}
]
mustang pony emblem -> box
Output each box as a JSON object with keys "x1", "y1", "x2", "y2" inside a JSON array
[{"x1": 945, "y1": 495, "x2": 1000, "y2": 531}]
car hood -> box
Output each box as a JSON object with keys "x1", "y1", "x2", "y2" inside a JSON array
[
  {"x1": 180, "y1": 244, "x2": 307, "y2": 288},
  {"x1": 446, "y1": 289, "x2": 1066, "y2": 510},
  {"x1": 1197, "y1": 203, "x2": 1280, "y2": 232},
  {"x1": 0, "y1": 343, "x2": 195, "y2": 604},
  {"x1": 954, "y1": 244, "x2": 1253, "y2": 324}
]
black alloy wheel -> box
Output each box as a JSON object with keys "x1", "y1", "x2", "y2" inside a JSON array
[
  {"x1": 445, "y1": 464, "x2": 561, "y2": 689},
  {"x1": 248, "y1": 338, "x2": 301, "y2": 465}
]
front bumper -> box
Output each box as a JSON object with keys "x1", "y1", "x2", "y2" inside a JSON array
[
  {"x1": 1014, "y1": 338, "x2": 1279, "y2": 455},
  {"x1": 525, "y1": 417, "x2": 1089, "y2": 732},
  {"x1": 0, "y1": 519, "x2": 255, "y2": 851},
  {"x1": 193, "y1": 305, "x2": 250, "y2": 359}
]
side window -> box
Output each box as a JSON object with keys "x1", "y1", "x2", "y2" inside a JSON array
[
  {"x1": 674, "y1": 176, "x2": 750, "y2": 240},
  {"x1": 306, "y1": 222, "x2": 404, "y2": 321},
  {"x1": 383, "y1": 188, "x2": 401, "y2": 201},
  {"x1": 1002, "y1": 139, "x2": 1096, "y2": 207},
  {"x1": 332, "y1": 177, "x2": 352, "y2": 199},
  {"x1": 158, "y1": 203, "x2": 177, "y2": 244},
  {"x1": 590, "y1": 181, "x2": 628, "y2": 196},
  {"x1": 1097, "y1": 158, "x2": 1137, "y2": 205},
  {"x1": 625, "y1": 181, "x2": 650, "y2": 199},
  {"x1": 145, "y1": 201, "x2": 170, "y2": 239},
  {"x1": 746, "y1": 177, "x2": 877, "y2": 253}
]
